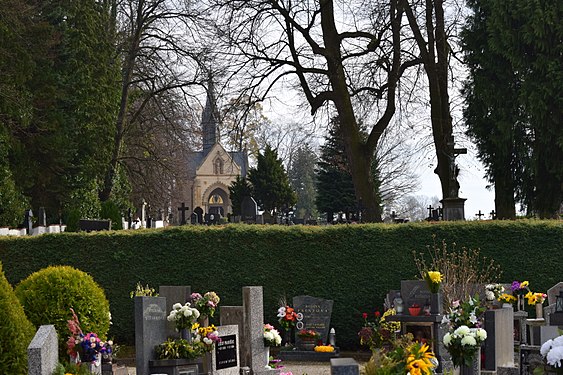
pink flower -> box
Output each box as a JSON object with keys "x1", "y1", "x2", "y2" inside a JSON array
[
  {"x1": 264, "y1": 324, "x2": 275, "y2": 330},
  {"x1": 452, "y1": 300, "x2": 460, "y2": 308}
]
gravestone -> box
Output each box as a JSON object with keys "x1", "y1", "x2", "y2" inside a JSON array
[
  {"x1": 400, "y1": 280, "x2": 432, "y2": 308},
  {"x1": 24, "y1": 209, "x2": 33, "y2": 235},
  {"x1": 135, "y1": 296, "x2": 167, "y2": 375},
  {"x1": 241, "y1": 197, "x2": 258, "y2": 224},
  {"x1": 210, "y1": 325, "x2": 240, "y2": 375},
  {"x1": 38, "y1": 207, "x2": 47, "y2": 226},
  {"x1": 178, "y1": 203, "x2": 189, "y2": 225},
  {"x1": 78, "y1": 219, "x2": 111, "y2": 232},
  {"x1": 159, "y1": 286, "x2": 191, "y2": 338},
  {"x1": 141, "y1": 200, "x2": 147, "y2": 228},
  {"x1": 484, "y1": 308, "x2": 515, "y2": 371},
  {"x1": 191, "y1": 212, "x2": 198, "y2": 224},
  {"x1": 547, "y1": 282, "x2": 563, "y2": 306},
  {"x1": 28, "y1": 325, "x2": 58, "y2": 375},
  {"x1": 330, "y1": 358, "x2": 359, "y2": 375},
  {"x1": 262, "y1": 212, "x2": 273, "y2": 224},
  {"x1": 220, "y1": 306, "x2": 245, "y2": 363},
  {"x1": 293, "y1": 295, "x2": 334, "y2": 345}
]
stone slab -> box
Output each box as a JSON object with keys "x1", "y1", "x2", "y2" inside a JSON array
[
  {"x1": 547, "y1": 282, "x2": 563, "y2": 306},
  {"x1": 28, "y1": 325, "x2": 59, "y2": 375},
  {"x1": 135, "y1": 296, "x2": 167, "y2": 375},
  {"x1": 210, "y1": 325, "x2": 240, "y2": 375},
  {"x1": 330, "y1": 358, "x2": 359, "y2": 375},
  {"x1": 277, "y1": 348, "x2": 340, "y2": 362},
  {"x1": 243, "y1": 286, "x2": 267, "y2": 372}
]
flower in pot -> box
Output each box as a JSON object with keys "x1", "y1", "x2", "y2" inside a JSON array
[
  {"x1": 408, "y1": 303, "x2": 421, "y2": 316},
  {"x1": 297, "y1": 329, "x2": 320, "y2": 340}
]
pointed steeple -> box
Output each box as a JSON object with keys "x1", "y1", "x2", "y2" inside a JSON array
[{"x1": 202, "y1": 74, "x2": 220, "y2": 156}]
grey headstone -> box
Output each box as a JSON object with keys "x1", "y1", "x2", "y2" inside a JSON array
[
  {"x1": 210, "y1": 325, "x2": 240, "y2": 375},
  {"x1": 220, "y1": 306, "x2": 245, "y2": 366},
  {"x1": 400, "y1": 280, "x2": 432, "y2": 307},
  {"x1": 241, "y1": 197, "x2": 258, "y2": 223},
  {"x1": 484, "y1": 308, "x2": 514, "y2": 371},
  {"x1": 293, "y1": 295, "x2": 334, "y2": 345},
  {"x1": 38, "y1": 207, "x2": 47, "y2": 226},
  {"x1": 28, "y1": 325, "x2": 59, "y2": 375},
  {"x1": 330, "y1": 358, "x2": 359, "y2": 375},
  {"x1": 159, "y1": 285, "x2": 191, "y2": 338},
  {"x1": 135, "y1": 296, "x2": 167, "y2": 375},
  {"x1": 547, "y1": 282, "x2": 563, "y2": 306}
]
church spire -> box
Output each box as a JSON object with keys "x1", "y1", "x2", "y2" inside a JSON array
[{"x1": 202, "y1": 73, "x2": 220, "y2": 156}]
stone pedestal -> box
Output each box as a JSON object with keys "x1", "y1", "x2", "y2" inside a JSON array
[{"x1": 441, "y1": 197, "x2": 467, "y2": 221}]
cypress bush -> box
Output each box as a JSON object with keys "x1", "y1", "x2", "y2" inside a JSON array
[
  {"x1": 15, "y1": 265, "x2": 111, "y2": 357},
  {"x1": 0, "y1": 262, "x2": 35, "y2": 375}
]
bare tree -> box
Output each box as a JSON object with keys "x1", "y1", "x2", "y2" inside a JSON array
[
  {"x1": 99, "y1": 0, "x2": 206, "y2": 202},
  {"x1": 210, "y1": 0, "x2": 419, "y2": 222}
]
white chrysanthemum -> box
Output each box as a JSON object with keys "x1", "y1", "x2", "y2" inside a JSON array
[
  {"x1": 173, "y1": 303, "x2": 182, "y2": 310},
  {"x1": 203, "y1": 337, "x2": 213, "y2": 345},
  {"x1": 264, "y1": 331, "x2": 273, "y2": 341},
  {"x1": 461, "y1": 335, "x2": 477, "y2": 346},
  {"x1": 553, "y1": 336, "x2": 563, "y2": 347},
  {"x1": 193, "y1": 309, "x2": 200, "y2": 319},
  {"x1": 183, "y1": 308, "x2": 193, "y2": 317},
  {"x1": 485, "y1": 291, "x2": 495, "y2": 301},
  {"x1": 275, "y1": 335, "x2": 282, "y2": 345},
  {"x1": 443, "y1": 333, "x2": 452, "y2": 346},
  {"x1": 546, "y1": 346, "x2": 563, "y2": 367},
  {"x1": 454, "y1": 325, "x2": 471, "y2": 336},
  {"x1": 475, "y1": 328, "x2": 487, "y2": 341},
  {"x1": 541, "y1": 339, "x2": 554, "y2": 357}
]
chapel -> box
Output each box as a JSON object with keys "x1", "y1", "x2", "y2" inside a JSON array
[{"x1": 172, "y1": 79, "x2": 248, "y2": 223}]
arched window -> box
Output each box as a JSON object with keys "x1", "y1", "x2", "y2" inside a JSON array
[
  {"x1": 209, "y1": 194, "x2": 224, "y2": 205},
  {"x1": 214, "y1": 157, "x2": 224, "y2": 174}
]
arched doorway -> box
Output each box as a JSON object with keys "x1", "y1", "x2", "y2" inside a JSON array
[{"x1": 207, "y1": 187, "x2": 228, "y2": 217}]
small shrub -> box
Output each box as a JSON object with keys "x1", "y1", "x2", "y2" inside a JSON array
[
  {"x1": 15, "y1": 265, "x2": 110, "y2": 357},
  {"x1": 0, "y1": 262, "x2": 35, "y2": 375}
]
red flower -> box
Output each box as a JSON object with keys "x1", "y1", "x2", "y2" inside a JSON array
[
  {"x1": 375, "y1": 311, "x2": 381, "y2": 318},
  {"x1": 362, "y1": 312, "x2": 368, "y2": 319}
]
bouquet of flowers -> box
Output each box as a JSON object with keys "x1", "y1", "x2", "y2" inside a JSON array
[
  {"x1": 498, "y1": 293, "x2": 517, "y2": 304},
  {"x1": 191, "y1": 291, "x2": 220, "y2": 318},
  {"x1": 167, "y1": 302, "x2": 200, "y2": 331},
  {"x1": 66, "y1": 308, "x2": 112, "y2": 365},
  {"x1": 130, "y1": 282, "x2": 158, "y2": 298},
  {"x1": 525, "y1": 291, "x2": 547, "y2": 305},
  {"x1": 485, "y1": 284, "x2": 505, "y2": 302},
  {"x1": 441, "y1": 295, "x2": 487, "y2": 367},
  {"x1": 194, "y1": 324, "x2": 222, "y2": 350},
  {"x1": 263, "y1": 324, "x2": 282, "y2": 347},
  {"x1": 358, "y1": 309, "x2": 399, "y2": 350},
  {"x1": 540, "y1": 334, "x2": 563, "y2": 372},
  {"x1": 511, "y1": 280, "x2": 530, "y2": 295},
  {"x1": 297, "y1": 329, "x2": 320, "y2": 339},
  {"x1": 424, "y1": 270, "x2": 442, "y2": 293},
  {"x1": 277, "y1": 305, "x2": 298, "y2": 330}
]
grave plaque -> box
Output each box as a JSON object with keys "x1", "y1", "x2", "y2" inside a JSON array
[
  {"x1": 293, "y1": 295, "x2": 334, "y2": 345},
  {"x1": 241, "y1": 196, "x2": 258, "y2": 223},
  {"x1": 215, "y1": 334, "x2": 237, "y2": 370}
]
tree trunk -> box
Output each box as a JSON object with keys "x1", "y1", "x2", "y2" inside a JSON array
[{"x1": 493, "y1": 167, "x2": 516, "y2": 219}]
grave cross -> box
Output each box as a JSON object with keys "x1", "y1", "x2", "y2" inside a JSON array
[
  {"x1": 177, "y1": 202, "x2": 189, "y2": 225},
  {"x1": 427, "y1": 205, "x2": 434, "y2": 220},
  {"x1": 391, "y1": 211, "x2": 397, "y2": 223},
  {"x1": 490, "y1": 210, "x2": 496, "y2": 220},
  {"x1": 475, "y1": 210, "x2": 484, "y2": 220}
]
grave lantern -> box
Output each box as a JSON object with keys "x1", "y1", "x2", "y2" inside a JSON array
[{"x1": 556, "y1": 291, "x2": 563, "y2": 313}]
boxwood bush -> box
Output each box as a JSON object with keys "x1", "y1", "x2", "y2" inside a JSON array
[
  {"x1": 14, "y1": 265, "x2": 110, "y2": 357},
  {"x1": 0, "y1": 262, "x2": 35, "y2": 375},
  {"x1": 0, "y1": 220, "x2": 561, "y2": 350}
]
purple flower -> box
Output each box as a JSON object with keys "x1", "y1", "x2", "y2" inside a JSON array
[
  {"x1": 191, "y1": 293, "x2": 202, "y2": 301},
  {"x1": 511, "y1": 281, "x2": 521, "y2": 292}
]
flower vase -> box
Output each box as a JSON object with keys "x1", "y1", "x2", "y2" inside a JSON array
[
  {"x1": 536, "y1": 303, "x2": 543, "y2": 319},
  {"x1": 517, "y1": 295, "x2": 525, "y2": 311},
  {"x1": 265, "y1": 346, "x2": 270, "y2": 367},
  {"x1": 181, "y1": 328, "x2": 192, "y2": 342},
  {"x1": 459, "y1": 364, "x2": 475, "y2": 375},
  {"x1": 430, "y1": 293, "x2": 443, "y2": 315}
]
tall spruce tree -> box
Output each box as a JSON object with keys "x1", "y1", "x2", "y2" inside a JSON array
[{"x1": 248, "y1": 145, "x2": 296, "y2": 215}]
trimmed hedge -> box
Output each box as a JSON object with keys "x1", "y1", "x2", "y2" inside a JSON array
[
  {"x1": 0, "y1": 220, "x2": 561, "y2": 350},
  {"x1": 0, "y1": 262, "x2": 35, "y2": 375}
]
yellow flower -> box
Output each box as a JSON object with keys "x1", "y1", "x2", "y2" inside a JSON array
[
  {"x1": 521, "y1": 281, "x2": 529, "y2": 288},
  {"x1": 314, "y1": 345, "x2": 335, "y2": 352},
  {"x1": 427, "y1": 271, "x2": 442, "y2": 284},
  {"x1": 498, "y1": 293, "x2": 516, "y2": 304},
  {"x1": 406, "y1": 342, "x2": 436, "y2": 375}
]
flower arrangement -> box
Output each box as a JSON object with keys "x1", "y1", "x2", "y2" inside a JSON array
[
  {"x1": 264, "y1": 324, "x2": 282, "y2": 347},
  {"x1": 358, "y1": 309, "x2": 398, "y2": 350},
  {"x1": 485, "y1": 284, "x2": 505, "y2": 302},
  {"x1": 190, "y1": 291, "x2": 220, "y2": 318},
  {"x1": 314, "y1": 345, "x2": 335, "y2": 353},
  {"x1": 498, "y1": 293, "x2": 517, "y2": 304},
  {"x1": 424, "y1": 270, "x2": 442, "y2": 293},
  {"x1": 66, "y1": 308, "x2": 113, "y2": 366},
  {"x1": 194, "y1": 323, "x2": 221, "y2": 349},
  {"x1": 297, "y1": 329, "x2": 320, "y2": 339},
  {"x1": 539, "y1": 334, "x2": 563, "y2": 372},
  {"x1": 441, "y1": 295, "x2": 487, "y2": 367},
  {"x1": 154, "y1": 339, "x2": 207, "y2": 360},
  {"x1": 167, "y1": 302, "x2": 200, "y2": 331},
  {"x1": 511, "y1": 280, "x2": 530, "y2": 295},
  {"x1": 277, "y1": 305, "x2": 298, "y2": 330},
  {"x1": 525, "y1": 291, "x2": 547, "y2": 305},
  {"x1": 363, "y1": 334, "x2": 437, "y2": 375},
  {"x1": 129, "y1": 282, "x2": 158, "y2": 298}
]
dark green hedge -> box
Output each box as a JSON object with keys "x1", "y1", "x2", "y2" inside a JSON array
[{"x1": 1, "y1": 220, "x2": 561, "y2": 350}]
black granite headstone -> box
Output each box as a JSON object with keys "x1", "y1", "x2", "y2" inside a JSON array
[
  {"x1": 240, "y1": 196, "x2": 258, "y2": 223},
  {"x1": 400, "y1": 280, "x2": 432, "y2": 307},
  {"x1": 293, "y1": 295, "x2": 334, "y2": 345}
]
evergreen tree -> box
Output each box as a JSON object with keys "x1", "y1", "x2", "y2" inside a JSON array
[
  {"x1": 315, "y1": 120, "x2": 358, "y2": 222},
  {"x1": 288, "y1": 144, "x2": 318, "y2": 220},
  {"x1": 248, "y1": 145, "x2": 296, "y2": 215},
  {"x1": 228, "y1": 175, "x2": 252, "y2": 216}
]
